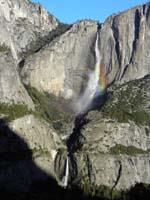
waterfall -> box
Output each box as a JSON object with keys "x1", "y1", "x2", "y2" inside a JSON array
[
  {"x1": 74, "y1": 30, "x2": 103, "y2": 114},
  {"x1": 58, "y1": 28, "x2": 107, "y2": 189},
  {"x1": 60, "y1": 155, "x2": 69, "y2": 188}
]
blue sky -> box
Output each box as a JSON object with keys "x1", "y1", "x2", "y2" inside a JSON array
[{"x1": 32, "y1": 0, "x2": 148, "y2": 23}]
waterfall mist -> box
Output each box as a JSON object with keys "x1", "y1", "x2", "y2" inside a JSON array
[{"x1": 74, "y1": 30, "x2": 106, "y2": 115}]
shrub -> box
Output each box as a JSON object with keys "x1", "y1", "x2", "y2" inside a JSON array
[
  {"x1": 0, "y1": 44, "x2": 10, "y2": 52},
  {"x1": 110, "y1": 144, "x2": 149, "y2": 155},
  {"x1": 81, "y1": 182, "x2": 121, "y2": 200},
  {"x1": 0, "y1": 103, "x2": 30, "y2": 122},
  {"x1": 103, "y1": 78, "x2": 150, "y2": 125},
  {"x1": 26, "y1": 23, "x2": 72, "y2": 56},
  {"x1": 25, "y1": 86, "x2": 70, "y2": 123}
]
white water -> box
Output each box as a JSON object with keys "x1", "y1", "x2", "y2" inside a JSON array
[
  {"x1": 75, "y1": 31, "x2": 101, "y2": 114},
  {"x1": 60, "y1": 155, "x2": 69, "y2": 188}
]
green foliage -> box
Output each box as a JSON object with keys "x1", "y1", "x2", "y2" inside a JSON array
[
  {"x1": 26, "y1": 23, "x2": 72, "y2": 56},
  {"x1": 81, "y1": 180, "x2": 150, "y2": 200},
  {"x1": 105, "y1": 107, "x2": 150, "y2": 124},
  {"x1": 0, "y1": 103, "x2": 30, "y2": 122},
  {"x1": 81, "y1": 182, "x2": 121, "y2": 200},
  {"x1": 32, "y1": 146, "x2": 50, "y2": 156},
  {"x1": 110, "y1": 144, "x2": 149, "y2": 155},
  {"x1": 57, "y1": 147, "x2": 66, "y2": 154},
  {"x1": 103, "y1": 79, "x2": 150, "y2": 125},
  {"x1": 82, "y1": 182, "x2": 93, "y2": 197},
  {"x1": 25, "y1": 86, "x2": 69, "y2": 123},
  {"x1": 0, "y1": 44, "x2": 10, "y2": 52}
]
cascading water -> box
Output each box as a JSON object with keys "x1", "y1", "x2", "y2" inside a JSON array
[
  {"x1": 58, "y1": 28, "x2": 107, "y2": 189},
  {"x1": 60, "y1": 155, "x2": 69, "y2": 188},
  {"x1": 74, "y1": 29, "x2": 107, "y2": 114}
]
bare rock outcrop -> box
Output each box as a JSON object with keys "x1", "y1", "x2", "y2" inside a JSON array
[
  {"x1": 0, "y1": 0, "x2": 58, "y2": 60},
  {"x1": 77, "y1": 153, "x2": 150, "y2": 190},
  {"x1": 21, "y1": 20, "x2": 98, "y2": 99},
  {"x1": 99, "y1": 3, "x2": 150, "y2": 85},
  {"x1": 0, "y1": 52, "x2": 34, "y2": 108}
]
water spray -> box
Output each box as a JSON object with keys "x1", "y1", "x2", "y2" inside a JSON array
[{"x1": 74, "y1": 29, "x2": 107, "y2": 115}]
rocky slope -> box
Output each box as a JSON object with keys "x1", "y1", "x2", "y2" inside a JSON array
[{"x1": 0, "y1": 0, "x2": 150, "y2": 199}]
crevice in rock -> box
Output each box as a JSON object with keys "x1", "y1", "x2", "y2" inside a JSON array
[
  {"x1": 130, "y1": 9, "x2": 140, "y2": 63},
  {"x1": 111, "y1": 17, "x2": 120, "y2": 66},
  {"x1": 17, "y1": 59, "x2": 25, "y2": 75},
  {"x1": 68, "y1": 153, "x2": 78, "y2": 182},
  {"x1": 113, "y1": 161, "x2": 122, "y2": 188},
  {"x1": 85, "y1": 153, "x2": 95, "y2": 184},
  {"x1": 146, "y1": 3, "x2": 150, "y2": 21},
  {"x1": 111, "y1": 17, "x2": 123, "y2": 82},
  {"x1": 111, "y1": 160, "x2": 122, "y2": 199},
  {"x1": 67, "y1": 114, "x2": 89, "y2": 154},
  {"x1": 118, "y1": 63, "x2": 129, "y2": 81},
  {"x1": 143, "y1": 4, "x2": 146, "y2": 15}
]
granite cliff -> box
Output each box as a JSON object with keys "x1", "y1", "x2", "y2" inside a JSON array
[{"x1": 0, "y1": 0, "x2": 150, "y2": 199}]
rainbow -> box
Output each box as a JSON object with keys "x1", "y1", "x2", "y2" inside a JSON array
[
  {"x1": 94, "y1": 60, "x2": 107, "y2": 97},
  {"x1": 99, "y1": 63, "x2": 107, "y2": 94},
  {"x1": 74, "y1": 31, "x2": 107, "y2": 114},
  {"x1": 94, "y1": 30, "x2": 107, "y2": 97}
]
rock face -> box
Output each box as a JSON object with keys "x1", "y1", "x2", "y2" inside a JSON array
[
  {"x1": 0, "y1": 52, "x2": 34, "y2": 108},
  {"x1": 99, "y1": 4, "x2": 150, "y2": 85},
  {"x1": 81, "y1": 113, "x2": 150, "y2": 154},
  {"x1": 0, "y1": 0, "x2": 58, "y2": 60},
  {"x1": 0, "y1": 114, "x2": 63, "y2": 192},
  {"x1": 9, "y1": 115, "x2": 62, "y2": 154},
  {"x1": 21, "y1": 20, "x2": 98, "y2": 99},
  {"x1": 77, "y1": 153, "x2": 150, "y2": 190}
]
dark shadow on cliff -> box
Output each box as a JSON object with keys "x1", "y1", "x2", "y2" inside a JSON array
[
  {"x1": 0, "y1": 118, "x2": 105, "y2": 200},
  {"x1": 90, "y1": 92, "x2": 108, "y2": 111},
  {"x1": 121, "y1": 183, "x2": 150, "y2": 200},
  {"x1": 67, "y1": 114, "x2": 89, "y2": 154},
  {"x1": 0, "y1": 118, "x2": 75, "y2": 199}
]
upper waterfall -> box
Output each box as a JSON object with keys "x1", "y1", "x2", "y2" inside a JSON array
[{"x1": 74, "y1": 29, "x2": 107, "y2": 114}]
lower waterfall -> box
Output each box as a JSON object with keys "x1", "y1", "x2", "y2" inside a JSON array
[{"x1": 60, "y1": 155, "x2": 69, "y2": 188}]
